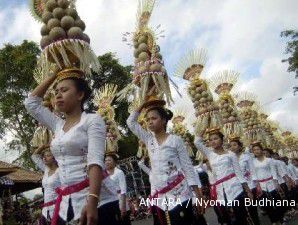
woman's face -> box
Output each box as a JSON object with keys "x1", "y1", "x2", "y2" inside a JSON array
[
  {"x1": 209, "y1": 134, "x2": 223, "y2": 149},
  {"x1": 230, "y1": 141, "x2": 241, "y2": 153},
  {"x1": 146, "y1": 110, "x2": 165, "y2": 133},
  {"x1": 252, "y1": 146, "x2": 263, "y2": 157},
  {"x1": 105, "y1": 156, "x2": 116, "y2": 170},
  {"x1": 54, "y1": 79, "x2": 84, "y2": 113},
  {"x1": 42, "y1": 151, "x2": 55, "y2": 166}
]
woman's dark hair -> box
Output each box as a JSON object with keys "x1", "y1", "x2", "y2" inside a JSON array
[
  {"x1": 58, "y1": 77, "x2": 92, "y2": 111},
  {"x1": 146, "y1": 107, "x2": 173, "y2": 130},
  {"x1": 105, "y1": 154, "x2": 118, "y2": 163},
  {"x1": 252, "y1": 143, "x2": 263, "y2": 151},
  {"x1": 209, "y1": 132, "x2": 224, "y2": 141},
  {"x1": 230, "y1": 140, "x2": 243, "y2": 148}
]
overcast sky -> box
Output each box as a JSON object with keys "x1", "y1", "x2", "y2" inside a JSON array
[{"x1": 0, "y1": 0, "x2": 297, "y2": 163}]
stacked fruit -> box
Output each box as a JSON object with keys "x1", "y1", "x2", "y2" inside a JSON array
[
  {"x1": 172, "y1": 115, "x2": 195, "y2": 157},
  {"x1": 40, "y1": 0, "x2": 90, "y2": 49},
  {"x1": 30, "y1": 0, "x2": 100, "y2": 76},
  {"x1": 187, "y1": 78, "x2": 221, "y2": 135},
  {"x1": 236, "y1": 93, "x2": 265, "y2": 144},
  {"x1": 210, "y1": 70, "x2": 242, "y2": 137}
]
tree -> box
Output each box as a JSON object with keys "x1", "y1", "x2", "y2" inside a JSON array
[
  {"x1": 0, "y1": 40, "x2": 40, "y2": 168},
  {"x1": 281, "y1": 30, "x2": 298, "y2": 77},
  {"x1": 90, "y1": 53, "x2": 138, "y2": 158},
  {"x1": 0, "y1": 44, "x2": 138, "y2": 167}
]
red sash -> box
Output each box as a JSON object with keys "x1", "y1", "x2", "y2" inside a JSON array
[
  {"x1": 257, "y1": 176, "x2": 273, "y2": 183},
  {"x1": 51, "y1": 170, "x2": 110, "y2": 225},
  {"x1": 210, "y1": 173, "x2": 236, "y2": 200},
  {"x1": 149, "y1": 173, "x2": 185, "y2": 225},
  {"x1": 41, "y1": 199, "x2": 56, "y2": 208},
  {"x1": 51, "y1": 179, "x2": 89, "y2": 225},
  {"x1": 244, "y1": 171, "x2": 251, "y2": 178},
  {"x1": 256, "y1": 176, "x2": 273, "y2": 197}
]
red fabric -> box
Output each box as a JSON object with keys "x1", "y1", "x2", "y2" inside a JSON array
[
  {"x1": 41, "y1": 199, "x2": 56, "y2": 208},
  {"x1": 256, "y1": 176, "x2": 273, "y2": 197},
  {"x1": 257, "y1": 176, "x2": 273, "y2": 183},
  {"x1": 51, "y1": 179, "x2": 89, "y2": 225},
  {"x1": 244, "y1": 171, "x2": 250, "y2": 178},
  {"x1": 209, "y1": 173, "x2": 236, "y2": 201},
  {"x1": 148, "y1": 173, "x2": 185, "y2": 225}
]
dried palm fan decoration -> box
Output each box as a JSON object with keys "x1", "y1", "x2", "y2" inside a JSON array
[
  {"x1": 235, "y1": 92, "x2": 266, "y2": 145},
  {"x1": 93, "y1": 84, "x2": 121, "y2": 154},
  {"x1": 128, "y1": 98, "x2": 150, "y2": 158},
  {"x1": 209, "y1": 70, "x2": 242, "y2": 137},
  {"x1": 30, "y1": 0, "x2": 100, "y2": 78},
  {"x1": 30, "y1": 66, "x2": 54, "y2": 153},
  {"x1": 258, "y1": 112, "x2": 280, "y2": 150},
  {"x1": 171, "y1": 109, "x2": 196, "y2": 157},
  {"x1": 174, "y1": 49, "x2": 221, "y2": 137},
  {"x1": 174, "y1": 48, "x2": 208, "y2": 80},
  {"x1": 122, "y1": 0, "x2": 174, "y2": 105}
]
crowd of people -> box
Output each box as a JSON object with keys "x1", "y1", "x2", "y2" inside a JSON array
[{"x1": 18, "y1": 67, "x2": 297, "y2": 225}]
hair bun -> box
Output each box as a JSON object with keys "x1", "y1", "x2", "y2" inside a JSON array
[{"x1": 165, "y1": 109, "x2": 173, "y2": 120}]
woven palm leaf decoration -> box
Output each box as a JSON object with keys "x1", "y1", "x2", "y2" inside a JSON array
[
  {"x1": 122, "y1": 0, "x2": 174, "y2": 105},
  {"x1": 93, "y1": 84, "x2": 121, "y2": 154},
  {"x1": 174, "y1": 49, "x2": 221, "y2": 137},
  {"x1": 235, "y1": 91, "x2": 266, "y2": 146},
  {"x1": 209, "y1": 70, "x2": 242, "y2": 137},
  {"x1": 171, "y1": 109, "x2": 196, "y2": 157},
  {"x1": 29, "y1": 0, "x2": 100, "y2": 79}
]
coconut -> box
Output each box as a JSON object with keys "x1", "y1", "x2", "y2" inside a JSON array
[
  {"x1": 138, "y1": 65, "x2": 148, "y2": 74},
  {"x1": 53, "y1": 7, "x2": 65, "y2": 20},
  {"x1": 138, "y1": 43, "x2": 148, "y2": 52},
  {"x1": 150, "y1": 63, "x2": 162, "y2": 72},
  {"x1": 82, "y1": 33, "x2": 90, "y2": 43},
  {"x1": 74, "y1": 19, "x2": 86, "y2": 31},
  {"x1": 199, "y1": 98, "x2": 207, "y2": 103},
  {"x1": 195, "y1": 93, "x2": 201, "y2": 99},
  {"x1": 47, "y1": 18, "x2": 61, "y2": 30},
  {"x1": 42, "y1": 11, "x2": 53, "y2": 24},
  {"x1": 46, "y1": 0, "x2": 58, "y2": 12},
  {"x1": 202, "y1": 91, "x2": 208, "y2": 98},
  {"x1": 61, "y1": 16, "x2": 75, "y2": 30},
  {"x1": 41, "y1": 24, "x2": 50, "y2": 36},
  {"x1": 67, "y1": 27, "x2": 83, "y2": 39},
  {"x1": 138, "y1": 35, "x2": 147, "y2": 44},
  {"x1": 195, "y1": 87, "x2": 202, "y2": 93},
  {"x1": 58, "y1": 0, "x2": 70, "y2": 9},
  {"x1": 133, "y1": 41, "x2": 139, "y2": 48},
  {"x1": 65, "y1": 8, "x2": 78, "y2": 19},
  {"x1": 40, "y1": 35, "x2": 52, "y2": 49},
  {"x1": 49, "y1": 27, "x2": 66, "y2": 41},
  {"x1": 138, "y1": 52, "x2": 149, "y2": 62},
  {"x1": 133, "y1": 49, "x2": 140, "y2": 58}
]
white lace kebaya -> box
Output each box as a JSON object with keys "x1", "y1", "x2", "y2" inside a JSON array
[
  {"x1": 25, "y1": 95, "x2": 106, "y2": 221},
  {"x1": 194, "y1": 137, "x2": 246, "y2": 202},
  {"x1": 31, "y1": 154, "x2": 60, "y2": 219},
  {"x1": 127, "y1": 111, "x2": 201, "y2": 211},
  {"x1": 251, "y1": 157, "x2": 278, "y2": 192}
]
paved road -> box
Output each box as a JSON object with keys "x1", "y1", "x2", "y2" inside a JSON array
[{"x1": 132, "y1": 208, "x2": 298, "y2": 225}]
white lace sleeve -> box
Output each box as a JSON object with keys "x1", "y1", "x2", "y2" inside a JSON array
[{"x1": 126, "y1": 111, "x2": 151, "y2": 144}]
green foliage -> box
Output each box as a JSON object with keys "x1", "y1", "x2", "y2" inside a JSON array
[
  {"x1": 0, "y1": 40, "x2": 40, "y2": 168},
  {"x1": 281, "y1": 30, "x2": 298, "y2": 75},
  {"x1": 0, "y1": 43, "x2": 137, "y2": 167}
]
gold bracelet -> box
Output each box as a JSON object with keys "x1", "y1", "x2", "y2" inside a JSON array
[{"x1": 88, "y1": 193, "x2": 99, "y2": 200}]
